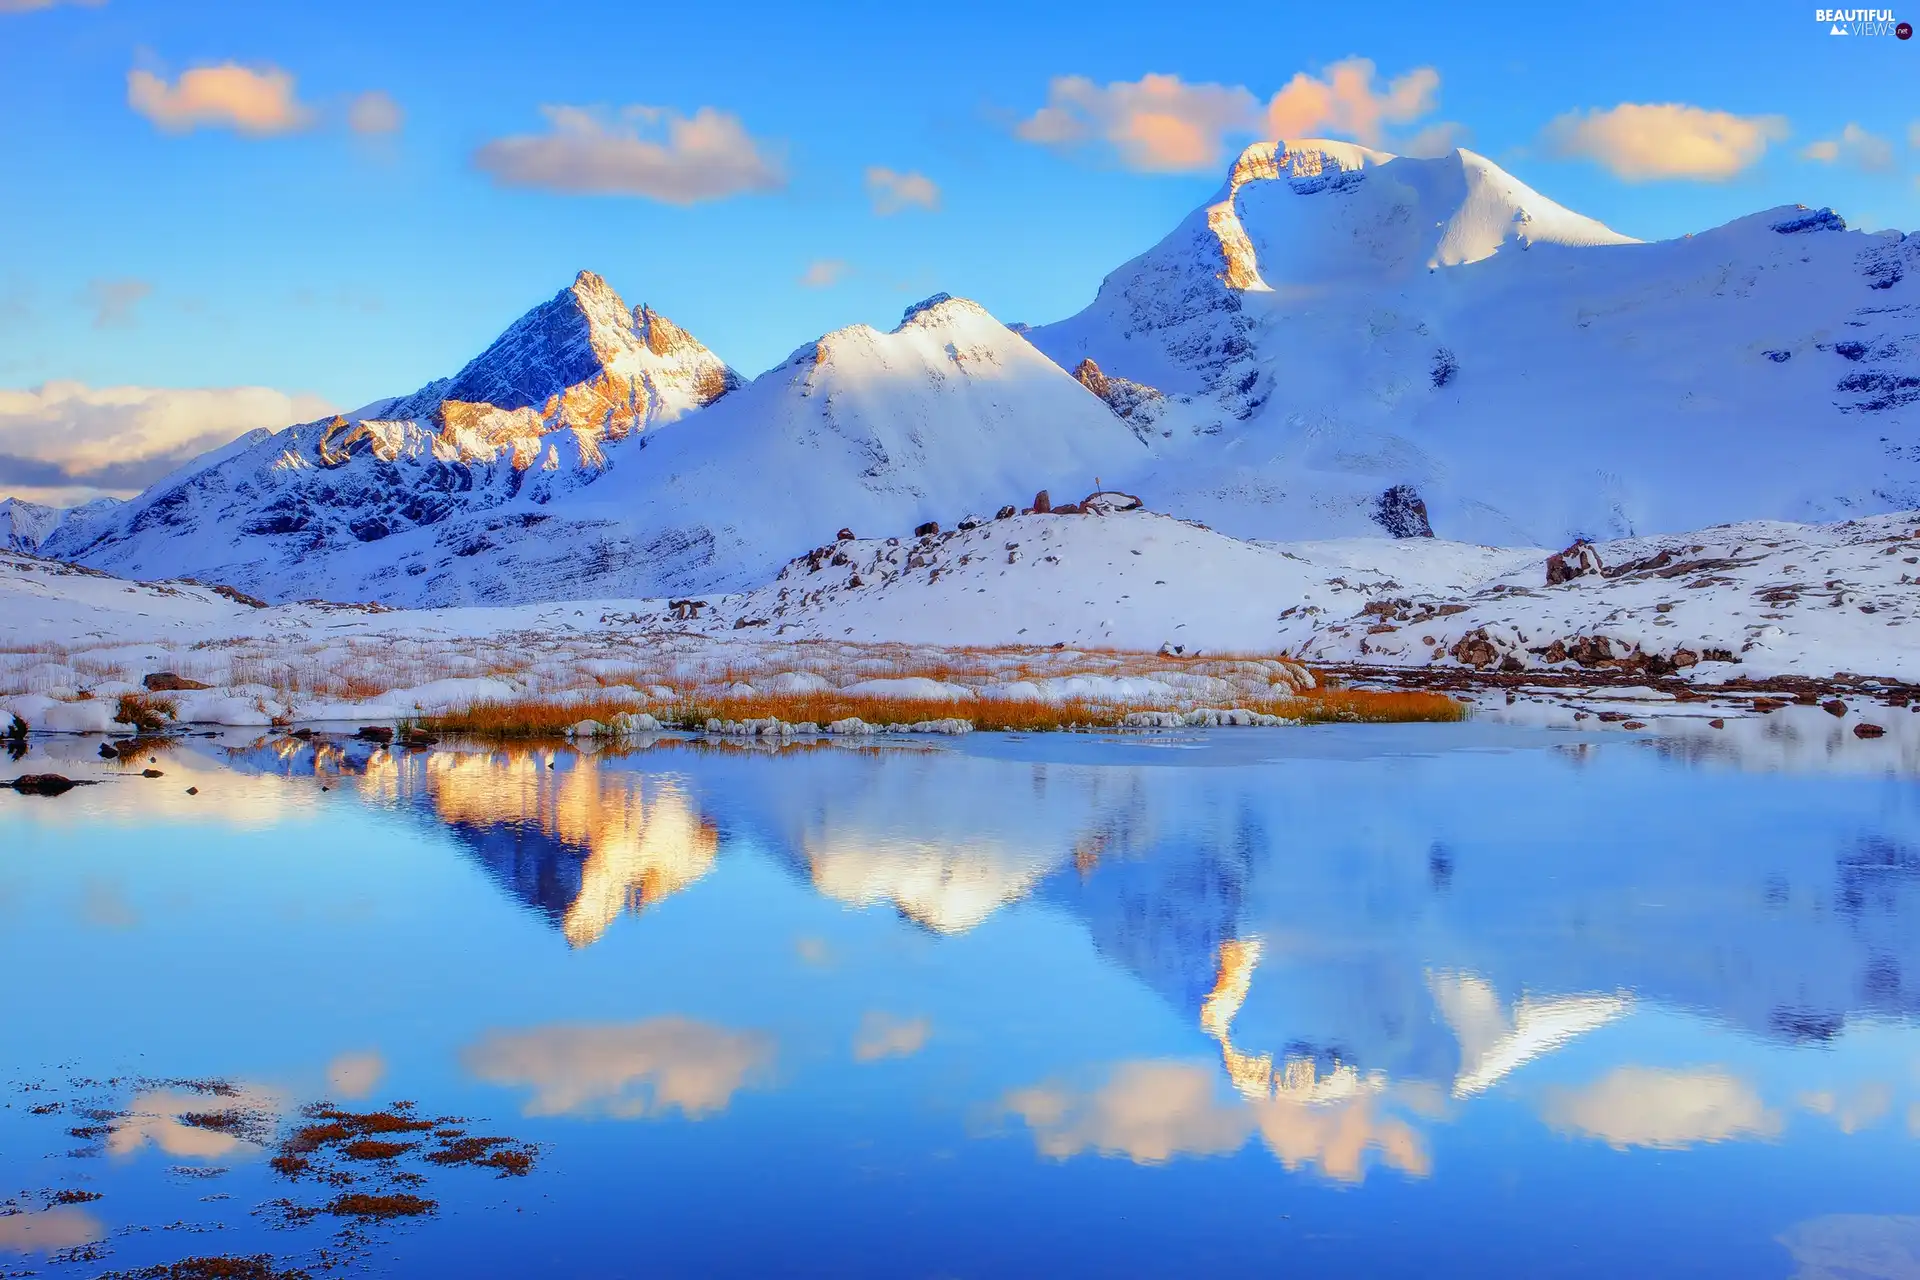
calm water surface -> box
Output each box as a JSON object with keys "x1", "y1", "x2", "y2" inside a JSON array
[{"x1": 4, "y1": 725, "x2": 1920, "y2": 1277}]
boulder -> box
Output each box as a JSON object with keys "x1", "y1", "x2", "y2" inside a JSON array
[
  {"x1": 914, "y1": 520, "x2": 940, "y2": 538},
  {"x1": 355, "y1": 725, "x2": 394, "y2": 744},
  {"x1": 1854, "y1": 722, "x2": 1886, "y2": 738},
  {"x1": 995, "y1": 505, "x2": 1017, "y2": 520},
  {"x1": 1372, "y1": 485, "x2": 1434, "y2": 538},
  {"x1": 1031, "y1": 490, "x2": 1052, "y2": 515},
  {"x1": 9, "y1": 774, "x2": 78, "y2": 795},
  {"x1": 1546, "y1": 540, "x2": 1605, "y2": 585},
  {"x1": 836, "y1": 527, "x2": 855, "y2": 541},
  {"x1": 143, "y1": 672, "x2": 211, "y2": 692},
  {"x1": 1822, "y1": 699, "x2": 1848, "y2": 718}
]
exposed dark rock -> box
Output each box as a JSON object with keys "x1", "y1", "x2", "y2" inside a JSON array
[
  {"x1": 1030, "y1": 490, "x2": 1052, "y2": 515},
  {"x1": 1855, "y1": 722, "x2": 1887, "y2": 738},
  {"x1": 9, "y1": 774, "x2": 81, "y2": 795},
  {"x1": 356, "y1": 725, "x2": 395, "y2": 744},
  {"x1": 144, "y1": 672, "x2": 212, "y2": 692},
  {"x1": 836, "y1": 527, "x2": 855, "y2": 541},
  {"x1": 1430, "y1": 348, "x2": 1457, "y2": 388},
  {"x1": 995, "y1": 505, "x2": 1017, "y2": 520},
  {"x1": 913, "y1": 520, "x2": 940, "y2": 538},
  {"x1": 1371, "y1": 485, "x2": 1433, "y2": 538},
  {"x1": 1546, "y1": 539, "x2": 1604, "y2": 585}
]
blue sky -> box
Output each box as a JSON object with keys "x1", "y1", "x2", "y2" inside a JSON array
[{"x1": 0, "y1": 0, "x2": 1916, "y2": 497}]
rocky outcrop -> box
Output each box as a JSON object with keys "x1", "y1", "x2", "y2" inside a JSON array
[
  {"x1": 1073, "y1": 358, "x2": 1166, "y2": 431},
  {"x1": 1372, "y1": 485, "x2": 1434, "y2": 539},
  {"x1": 1546, "y1": 540, "x2": 1604, "y2": 585}
]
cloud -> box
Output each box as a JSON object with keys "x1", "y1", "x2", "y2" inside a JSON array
[
  {"x1": 463, "y1": 1017, "x2": 775, "y2": 1119},
  {"x1": 865, "y1": 166, "x2": 940, "y2": 214},
  {"x1": 798, "y1": 259, "x2": 849, "y2": 289},
  {"x1": 0, "y1": 0, "x2": 105, "y2": 11},
  {"x1": 347, "y1": 90, "x2": 403, "y2": 136},
  {"x1": 1540, "y1": 1066, "x2": 1781, "y2": 1149},
  {"x1": 1541, "y1": 103, "x2": 1788, "y2": 181},
  {"x1": 128, "y1": 63, "x2": 315, "y2": 135},
  {"x1": 1777, "y1": 1215, "x2": 1920, "y2": 1280},
  {"x1": 84, "y1": 277, "x2": 151, "y2": 329},
  {"x1": 1014, "y1": 61, "x2": 1445, "y2": 174},
  {"x1": 1800, "y1": 123, "x2": 1896, "y2": 172},
  {"x1": 473, "y1": 105, "x2": 783, "y2": 204},
  {"x1": 326, "y1": 1051, "x2": 385, "y2": 1100},
  {"x1": 853, "y1": 1012, "x2": 930, "y2": 1062},
  {"x1": 0, "y1": 1207, "x2": 106, "y2": 1255},
  {"x1": 1264, "y1": 57, "x2": 1441, "y2": 147},
  {"x1": 1910, "y1": 121, "x2": 1920, "y2": 150},
  {"x1": 1798, "y1": 1082, "x2": 1893, "y2": 1134},
  {"x1": 0, "y1": 381, "x2": 335, "y2": 507},
  {"x1": 1015, "y1": 73, "x2": 1261, "y2": 173},
  {"x1": 999, "y1": 1060, "x2": 1427, "y2": 1181}
]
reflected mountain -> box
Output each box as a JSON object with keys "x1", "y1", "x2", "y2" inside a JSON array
[{"x1": 224, "y1": 733, "x2": 1920, "y2": 1100}]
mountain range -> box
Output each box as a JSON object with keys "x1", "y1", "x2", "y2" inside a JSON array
[{"x1": 12, "y1": 138, "x2": 1919, "y2": 606}]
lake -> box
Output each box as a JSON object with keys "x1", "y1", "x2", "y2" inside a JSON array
[{"x1": 4, "y1": 724, "x2": 1920, "y2": 1277}]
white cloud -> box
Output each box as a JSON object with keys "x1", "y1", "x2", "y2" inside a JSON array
[
  {"x1": 106, "y1": 1086, "x2": 278, "y2": 1161},
  {"x1": 1264, "y1": 58, "x2": 1441, "y2": 147},
  {"x1": 84, "y1": 277, "x2": 151, "y2": 329},
  {"x1": 1778, "y1": 1214, "x2": 1920, "y2": 1280},
  {"x1": 1541, "y1": 1066, "x2": 1781, "y2": 1149},
  {"x1": 463, "y1": 1017, "x2": 775, "y2": 1119},
  {"x1": 798, "y1": 259, "x2": 849, "y2": 289},
  {"x1": 1014, "y1": 61, "x2": 1445, "y2": 174},
  {"x1": 1016, "y1": 73, "x2": 1261, "y2": 173},
  {"x1": 0, "y1": 381, "x2": 334, "y2": 507},
  {"x1": 864, "y1": 166, "x2": 940, "y2": 214},
  {"x1": 347, "y1": 90, "x2": 403, "y2": 136},
  {"x1": 853, "y1": 1012, "x2": 930, "y2": 1062},
  {"x1": 473, "y1": 105, "x2": 784, "y2": 204},
  {"x1": 128, "y1": 63, "x2": 315, "y2": 135},
  {"x1": 1800, "y1": 123, "x2": 1896, "y2": 172},
  {"x1": 0, "y1": 0, "x2": 105, "y2": 12},
  {"x1": 1541, "y1": 103, "x2": 1788, "y2": 181}
]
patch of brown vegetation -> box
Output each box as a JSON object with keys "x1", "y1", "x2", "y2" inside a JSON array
[
  {"x1": 422, "y1": 1134, "x2": 536, "y2": 1178},
  {"x1": 100, "y1": 1254, "x2": 314, "y2": 1279},
  {"x1": 114, "y1": 693, "x2": 177, "y2": 732},
  {"x1": 339, "y1": 1139, "x2": 414, "y2": 1161},
  {"x1": 324, "y1": 1192, "x2": 435, "y2": 1220},
  {"x1": 48, "y1": 1188, "x2": 103, "y2": 1204}
]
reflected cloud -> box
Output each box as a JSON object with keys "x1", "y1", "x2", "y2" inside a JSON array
[
  {"x1": 1430, "y1": 971, "x2": 1630, "y2": 1097},
  {"x1": 0, "y1": 1206, "x2": 106, "y2": 1254},
  {"x1": 853, "y1": 1012, "x2": 930, "y2": 1063},
  {"x1": 464, "y1": 1017, "x2": 774, "y2": 1120},
  {"x1": 806, "y1": 834, "x2": 1050, "y2": 934},
  {"x1": 326, "y1": 1050, "x2": 385, "y2": 1101},
  {"x1": 1800, "y1": 1083, "x2": 1894, "y2": 1134},
  {"x1": 106, "y1": 1086, "x2": 277, "y2": 1161},
  {"x1": 1778, "y1": 1214, "x2": 1920, "y2": 1280},
  {"x1": 1542, "y1": 1067, "x2": 1781, "y2": 1150},
  {"x1": 80, "y1": 876, "x2": 138, "y2": 930}
]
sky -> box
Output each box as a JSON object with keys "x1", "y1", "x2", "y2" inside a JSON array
[{"x1": 1, "y1": 0, "x2": 1917, "y2": 506}]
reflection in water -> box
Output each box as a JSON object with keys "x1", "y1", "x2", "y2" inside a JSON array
[
  {"x1": 105, "y1": 1085, "x2": 279, "y2": 1161},
  {"x1": 0, "y1": 1206, "x2": 106, "y2": 1255},
  {"x1": 1778, "y1": 1214, "x2": 1920, "y2": 1280},
  {"x1": 1430, "y1": 971, "x2": 1629, "y2": 1098},
  {"x1": 326, "y1": 1050, "x2": 385, "y2": 1101},
  {"x1": 1539, "y1": 1066, "x2": 1782, "y2": 1151},
  {"x1": 463, "y1": 1017, "x2": 775, "y2": 1120},
  {"x1": 853, "y1": 1012, "x2": 931, "y2": 1063}
]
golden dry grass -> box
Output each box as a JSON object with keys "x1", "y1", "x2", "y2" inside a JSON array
[{"x1": 420, "y1": 685, "x2": 1465, "y2": 738}]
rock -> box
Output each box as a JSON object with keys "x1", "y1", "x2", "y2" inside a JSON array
[
  {"x1": 836, "y1": 527, "x2": 855, "y2": 541},
  {"x1": 1031, "y1": 490, "x2": 1052, "y2": 515},
  {"x1": 186, "y1": 786, "x2": 198, "y2": 795},
  {"x1": 914, "y1": 520, "x2": 940, "y2": 538},
  {"x1": 1822, "y1": 699, "x2": 1848, "y2": 718},
  {"x1": 143, "y1": 672, "x2": 211, "y2": 692},
  {"x1": 1081, "y1": 490, "x2": 1144, "y2": 514},
  {"x1": 1546, "y1": 540, "x2": 1605, "y2": 585},
  {"x1": 1752, "y1": 698, "x2": 1788, "y2": 712},
  {"x1": 1052, "y1": 503, "x2": 1083, "y2": 515},
  {"x1": 610, "y1": 712, "x2": 661, "y2": 735},
  {"x1": 1709, "y1": 718, "x2": 1726, "y2": 729},
  {"x1": 1539, "y1": 639, "x2": 1568, "y2": 664},
  {"x1": 1671, "y1": 649, "x2": 1699, "y2": 669},
  {"x1": 569, "y1": 719, "x2": 604, "y2": 738},
  {"x1": 1450, "y1": 628, "x2": 1501, "y2": 669},
  {"x1": 9, "y1": 774, "x2": 77, "y2": 795},
  {"x1": 995, "y1": 505, "x2": 1017, "y2": 520},
  {"x1": 355, "y1": 725, "x2": 394, "y2": 744},
  {"x1": 826, "y1": 717, "x2": 875, "y2": 735},
  {"x1": 1371, "y1": 485, "x2": 1434, "y2": 539},
  {"x1": 98, "y1": 742, "x2": 118, "y2": 759},
  {"x1": 1854, "y1": 722, "x2": 1886, "y2": 738},
  {"x1": 1621, "y1": 721, "x2": 1647, "y2": 730},
  {"x1": 141, "y1": 768, "x2": 163, "y2": 778}
]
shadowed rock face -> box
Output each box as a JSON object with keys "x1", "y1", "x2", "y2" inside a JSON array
[{"x1": 1372, "y1": 485, "x2": 1433, "y2": 539}]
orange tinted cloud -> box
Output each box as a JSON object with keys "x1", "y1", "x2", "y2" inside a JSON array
[
  {"x1": 1543, "y1": 103, "x2": 1788, "y2": 181},
  {"x1": 474, "y1": 105, "x2": 784, "y2": 203},
  {"x1": 128, "y1": 63, "x2": 314, "y2": 135}
]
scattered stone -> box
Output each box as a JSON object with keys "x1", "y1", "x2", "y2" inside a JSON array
[
  {"x1": 1621, "y1": 720, "x2": 1647, "y2": 730},
  {"x1": 836, "y1": 527, "x2": 855, "y2": 541},
  {"x1": 914, "y1": 520, "x2": 940, "y2": 538},
  {"x1": 1030, "y1": 489, "x2": 1052, "y2": 515},
  {"x1": 1372, "y1": 484, "x2": 1434, "y2": 539},
  {"x1": 142, "y1": 768, "x2": 163, "y2": 778},
  {"x1": 1854, "y1": 722, "x2": 1886, "y2": 738},
  {"x1": 143, "y1": 672, "x2": 211, "y2": 692},
  {"x1": 1709, "y1": 718, "x2": 1726, "y2": 729},
  {"x1": 995, "y1": 505, "x2": 1017, "y2": 520},
  {"x1": 186, "y1": 786, "x2": 198, "y2": 795},
  {"x1": 1546, "y1": 540, "x2": 1605, "y2": 585},
  {"x1": 99, "y1": 742, "x2": 118, "y2": 759},
  {"x1": 355, "y1": 725, "x2": 394, "y2": 744},
  {"x1": 9, "y1": 773, "x2": 80, "y2": 795},
  {"x1": 1822, "y1": 699, "x2": 1848, "y2": 717}
]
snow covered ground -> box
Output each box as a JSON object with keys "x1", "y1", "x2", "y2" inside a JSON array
[{"x1": 3, "y1": 506, "x2": 1917, "y2": 751}]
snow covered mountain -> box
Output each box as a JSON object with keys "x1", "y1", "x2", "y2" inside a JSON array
[
  {"x1": 37, "y1": 285, "x2": 1139, "y2": 604},
  {"x1": 15, "y1": 137, "x2": 1919, "y2": 606},
  {"x1": 0, "y1": 497, "x2": 60, "y2": 553},
  {"x1": 35, "y1": 271, "x2": 744, "y2": 600},
  {"x1": 1029, "y1": 138, "x2": 1920, "y2": 546}
]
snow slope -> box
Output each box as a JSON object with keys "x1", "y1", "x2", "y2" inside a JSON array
[{"x1": 1029, "y1": 139, "x2": 1920, "y2": 547}]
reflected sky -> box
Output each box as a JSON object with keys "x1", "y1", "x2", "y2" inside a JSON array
[{"x1": 5, "y1": 726, "x2": 1920, "y2": 1276}]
